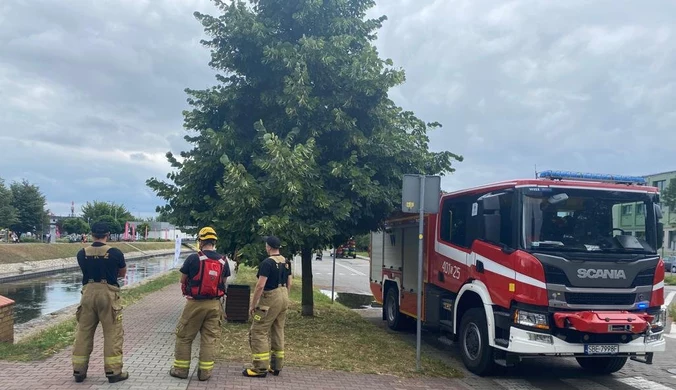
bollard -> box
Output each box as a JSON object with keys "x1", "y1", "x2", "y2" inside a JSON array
[{"x1": 0, "y1": 295, "x2": 15, "y2": 344}]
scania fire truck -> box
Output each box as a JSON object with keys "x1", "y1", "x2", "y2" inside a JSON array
[{"x1": 369, "y1": 171, "x2": 667, "y2": 375}]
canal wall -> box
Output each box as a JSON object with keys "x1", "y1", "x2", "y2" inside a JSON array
[{"x1": 0, "y1": 248, "x2": 192, "y2": 283}]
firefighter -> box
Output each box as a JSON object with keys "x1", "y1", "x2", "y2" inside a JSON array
[
  {"x1": 243, "y1": 235, "x2": 291, "y2": 378},
  {"x1": 71, "y1": 222, "x2": 128, "y2": 384},
  {"x1": 170, "y1": 227, "x2": 230, "y2": 381}
]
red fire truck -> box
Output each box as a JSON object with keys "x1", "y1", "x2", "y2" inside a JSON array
[{"x1": 369, "y1": 171, "x2": 667, "y2": 375}]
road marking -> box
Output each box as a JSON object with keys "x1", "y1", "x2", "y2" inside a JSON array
[
  {"x1": 616, "y1": 377, "x2": 674, "y2": 390},
  {"x1": 335, "y1": 262, "x2": 367, "y2": 276},
  {"x1": 665, "y1": 291, "x2": 676, "y2": 307},
  {"x1": 339, "y1": 273, "x2": 345, "y2": 276},
  {"x1": 561, "y1": 378, "x2": 612, "y2": 389},
  {"x1": 493, "y1": 379, "x2": 540, "y2": 390}
]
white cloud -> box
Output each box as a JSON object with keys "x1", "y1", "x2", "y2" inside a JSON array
[{"x1": 1, "y1": 0, "x2": 675, "y2": 217}]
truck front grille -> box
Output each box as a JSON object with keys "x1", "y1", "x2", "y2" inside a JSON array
[{"x1": 565, "y1": 292, "x2": 636, "y2": 306}]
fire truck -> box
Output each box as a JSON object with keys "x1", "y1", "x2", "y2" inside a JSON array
[{"x1": 369, "y1": 171, "x2": 667, "y2": 375}]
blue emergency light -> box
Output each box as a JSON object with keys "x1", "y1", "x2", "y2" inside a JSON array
[{"x1": 537, "y1": 170, "x2": 647, "y2": 185}]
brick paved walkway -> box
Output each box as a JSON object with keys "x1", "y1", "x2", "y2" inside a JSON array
[{"x1": 0, "y1": 278, "x2": 464, "y2": 390}]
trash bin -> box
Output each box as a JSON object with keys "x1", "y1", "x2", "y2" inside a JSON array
[{"x1": 225, "y1": 284, "x2": 251, "y2": 323}]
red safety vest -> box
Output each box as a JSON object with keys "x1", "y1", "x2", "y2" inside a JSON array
[{"x1": 184, "y1": 251, "x2": 226, "y2": 299}]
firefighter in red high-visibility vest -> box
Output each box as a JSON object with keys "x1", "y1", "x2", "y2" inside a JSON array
[{"x1": 170, "y1": 227, "x2": 230, "y2": 381}]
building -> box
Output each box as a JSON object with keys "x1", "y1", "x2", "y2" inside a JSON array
[
  {"x1": 648, "y1": 171, "x2": 676, "y2": 253},
  {"x1": 613, "y1": 170, "x2": 676, "y2": 253},
  {"x1": 123, "y1": 221, "x2": 197, "y2": 241}
]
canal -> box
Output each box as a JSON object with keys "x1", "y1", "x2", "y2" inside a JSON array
[{"x1": 0, "y1": 255, "x2": 178, "y2": 324}]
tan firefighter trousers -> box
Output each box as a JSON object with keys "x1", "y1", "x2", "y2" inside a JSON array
[
  {"x1": 249, "y1": 287, "x2": 290, "y2": 372},
  {"x1": 173, "y1": 298, "x2": 223, "y2": 374},
  {"x1": 72, "y1": 281, "x2": 124, "y2": 376}
]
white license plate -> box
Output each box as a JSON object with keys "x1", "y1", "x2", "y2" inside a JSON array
[{"x1": 584, "y1": 344, "x2": 619, "y2": 355}]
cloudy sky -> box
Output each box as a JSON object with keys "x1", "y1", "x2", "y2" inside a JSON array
[{"x1": 1, "y1": 0, "x2": 674, "y2": 218}]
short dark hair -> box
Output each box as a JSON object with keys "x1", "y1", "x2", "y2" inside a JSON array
[
  {"x1": 200, "y1": 239, "x2": 217, "y2": 248},
  {"x1": 91, "y1": 222, "x2": 109, "y2": 239}
]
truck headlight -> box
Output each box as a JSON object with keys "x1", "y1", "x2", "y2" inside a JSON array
[
  {"x1": 514, "y1": 309, "x2": 549, "y2": 330},
  {"x1": 651, "y1": 307, "x2": 667, "y2": 329}
]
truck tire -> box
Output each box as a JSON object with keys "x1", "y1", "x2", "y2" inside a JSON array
[
  {"x1": 385, "y1": 286, "x2": 406, "y2": 331},
  {"x1": 575, "y1": 356, "x2": 627, "y2": 374},
  {"x1": 459, "y1": 308, "x2": 495, "y2": 376}
]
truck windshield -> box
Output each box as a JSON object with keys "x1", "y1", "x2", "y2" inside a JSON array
[{"x1": 521, "y1": 187, "x2": 657, "y2": 254}]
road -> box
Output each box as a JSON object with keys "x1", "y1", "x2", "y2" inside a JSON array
[
  {"x1": 292, "y1": 250, "x2": 371, "y2": 295},
  {"x1": 295, "y1": 252, "x2": 676, "y2": 389}
]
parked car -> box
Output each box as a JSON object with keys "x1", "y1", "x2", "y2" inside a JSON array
[{"x1": 664, "y1": 255, "x2": 676, "y2": 273}]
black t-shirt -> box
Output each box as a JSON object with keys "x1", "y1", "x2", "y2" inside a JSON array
[
  {"x1": 77, "y1": 242, "x2": 126, "y2": 287},
  {"x1": 257, "y1": 255, "x2": 291, "y2": 291},
  {"x1": 180, "y1": 250, "x2": 231, "y2": 280}
]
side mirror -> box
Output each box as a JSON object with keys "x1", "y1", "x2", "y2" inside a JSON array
[
  {"x1": 654, "y1": 203, "x2": 664, "y2": 220},
  {"x1": 657, "y1": 222, "x2": 664, "y2": 250},
  {"x1": 480, "y1": 194, "x2": 502, "y2": 244}
]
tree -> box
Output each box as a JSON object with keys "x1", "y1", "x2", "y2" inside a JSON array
[
  {"x1": 61, "y1": 217, "x2": 91, "y2": 235},
  {"x1": 662, "y1": 179, "x2": 676, "y2": 216},
  {"x1": 0, "y1": 178, "x2": 18, "y2": 229},
  {"x1": 92, "y1": 215, "x2": 123, "y2": 235},
  {"x1": 147, "y1": 0, "x2": 461, "y2": 316},
  {"x1": 9, "y1": 180, "x2": 47, "y2": 235},
  {"x1": 137, "y1": 222, "x2": 151, "y2": 239},
  {"x1": 81, "y1": 201, "x2": 133, "y2": 230}
]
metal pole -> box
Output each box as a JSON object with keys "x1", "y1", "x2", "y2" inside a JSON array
[
  {"x1": 331, "y1": 248, "x2": 337, "y2": 303},
  {"x1": 416, "y1": 175, "x2": 425, "y2": 371}
]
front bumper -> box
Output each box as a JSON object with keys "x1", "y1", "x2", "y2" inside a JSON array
[{"x1": 506, "y1": 327, "x2": 666, "y2": 355}]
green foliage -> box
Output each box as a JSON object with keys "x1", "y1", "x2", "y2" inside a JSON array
[
  {"x1": 81, "y1": 201, "x2": 134, "y2": 232},
  {"x1": 662, "y1": 179, "x2": 676, "y2": 216},
  {"x1": 354, "y1": 234, "x2": 370, "y2": 251},
  {"x1": 0, "y1": 178, "x2": 18, "y2": 229},
  {"x1": 9, "y1": 180, "x2": 47, "y2": 234},
  {"x1": 147, "y1": 0, "x2": 461, "y2": 314},
  {"x1": 136, "y1": 222, "x2": 151, "y2": 238},
  {"x1": 61, "y1": 217, "x2": 90, "y2": 235},
  {"x1": 93, "y1": 215, "x2": 123, "y2": 235}
]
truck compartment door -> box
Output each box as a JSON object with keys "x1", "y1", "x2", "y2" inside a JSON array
[{"x1": 370, "y1": 231, "x2": 384, "y2": 284}]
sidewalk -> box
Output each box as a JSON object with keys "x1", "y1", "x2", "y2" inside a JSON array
[{"x1": 0, "y1": 279, "x2": 464, "y2": 390}]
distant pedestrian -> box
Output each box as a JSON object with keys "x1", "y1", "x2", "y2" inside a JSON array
[
  {"x1": 170, "y1": 226, "x2": 230, "y2": 381},
  {"x1": 71, "y1": 222, "x2": 129, "y2": 383},
  {"x1": 243, "y1": 235, "x2": 291, "y2": 378}
]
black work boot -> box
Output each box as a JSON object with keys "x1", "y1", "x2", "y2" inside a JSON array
[
  {"x1": 242, "y1": 368, "x2": 267, "y2": 377},
  {"x1": 73, "y1": 371, "x2": 87, "y2": 383},
  {"x1": 169, "y1": 367, "x2": 189, "y2": 379},
  {"x1": 107, "y1": 371, "x2": 129, "y2": 383},
  {"x1": 197, "y1": 369, "x2": 212, "y2": 381}
]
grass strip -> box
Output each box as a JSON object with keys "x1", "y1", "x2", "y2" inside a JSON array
[
  {"x1": 0, "y1": 242, "x2": 176, "y2": 264},
  {"x1": 218, "y1": 266, "x2": 461, "y2": 378},
  {"x1": 0, "y1": 270, "x2": 180, "y2": 361}
]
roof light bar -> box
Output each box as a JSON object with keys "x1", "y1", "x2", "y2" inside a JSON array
[{"x1": 537, "y1": 170, "x2": 647, "y2": 185}]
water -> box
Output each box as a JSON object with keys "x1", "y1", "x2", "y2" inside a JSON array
[
  {"x1": 320, "y1": 290, "x2": 377, "y2": 309},
  {"x1": 0, "y1": 255, "x2": 178, "y2": 324}
]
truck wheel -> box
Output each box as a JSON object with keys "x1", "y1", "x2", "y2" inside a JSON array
[
  {"x1": 575, "y1": 356, "x2": 627, "y2": 374},
  {"x1": 459, "y1": 308, "x2": 495, "y2": 376},
  {"x1": 385, "y1": 287, "x2": 405, "y2": 331}
]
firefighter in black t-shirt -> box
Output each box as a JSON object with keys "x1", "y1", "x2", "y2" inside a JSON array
[
  {"x1": 71, "y1": 222, "x2": 128, "y2": 384},
  {"x1": 170, "y1": 227, "x2": 231, "y2": 382},
  {"x1": 243, "y1": 235, "x2": 292, "y2": 377}
]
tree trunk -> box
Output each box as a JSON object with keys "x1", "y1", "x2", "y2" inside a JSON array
[{"x1": 301, "y1": 246, "x2": 314, "y2": 316}]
